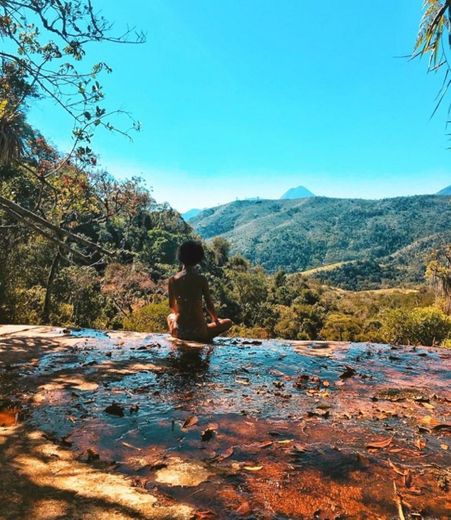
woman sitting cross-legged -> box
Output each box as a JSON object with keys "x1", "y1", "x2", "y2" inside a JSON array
[{"x1": 167, "y1": 240, "x2": 233, "y2": 342}]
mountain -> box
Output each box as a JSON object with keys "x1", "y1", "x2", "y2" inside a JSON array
[
  {"x1": 182, "y1": 208, "x2": 202, "y2": 221},
  {"x1": 280, "y1": 185, "x2": 315, "y2": 199},
  {"x1": 190, "y1": 195, "x2": 451, "y2": 277},
  {"x1": 437, "y1": 185, "x2": 451, "y2": 195}
]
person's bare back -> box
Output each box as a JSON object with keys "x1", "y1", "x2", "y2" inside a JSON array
[{"x1": 167, "y1": 241, "x2": 232, "y2": 342}]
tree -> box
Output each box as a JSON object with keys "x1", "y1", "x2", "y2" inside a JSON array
[
  {"x1": 0, "y1": 0, "x2": 145, "y2": 165},
  {"x1": 381, "y1": 306, "x2": 450, "y2": 346},
  {"x1": 413, "y1": 1, "x2": 451, "y2": 124},
  {"x1": 426, "y1": 245, "x2": 451, "y2": 312},
  {"x1": 210, "y1": 237, "x2": 231, "y2": 266},
  {"x1": 0, "y1": 1, "x2": 145, "y2": 261},
  {"x1": 320, "y1": 313, "x2": 362, "y2": 341}
]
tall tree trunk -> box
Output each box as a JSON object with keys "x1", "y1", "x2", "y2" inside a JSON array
[{"x1": 42, "y1": 250, "x2": 61, "y2": 324}]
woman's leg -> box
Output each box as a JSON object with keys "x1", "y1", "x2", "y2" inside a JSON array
[
  {"x1": 167, "y1": 313, "x2": 179, "y2": 338},
  {"x1": 207, "y1": 318, "x2": 233, "y2": 340}
]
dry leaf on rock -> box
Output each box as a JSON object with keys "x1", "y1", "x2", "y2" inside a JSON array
[
  {"x1": 388, "y1": 459, "x2": 406, "y2": 476},
  {"x1": 257, "y1": 441, "x2": 273, "y2": 449},
  {"x1": 236, "y1": 501, "x2": 252, "y2": 515},
  {"x1": 432, "y1": 423, "x2": 451, "y2": 432},
  {"x1": 182, "y1": 416, "x2": 199, "y2": 429},
  {"x1": 340, "y1": 366, "x2": 356, "y2": 379},
  {"x1": 214, "y1": 446, "x2": 234, "y2": 461},
  {"x1": 419, "y1": 415, "x2": 439, "y2": 428},
  {"x1": 415, "y1": 438, "x2": 426, "y2": 450},
  {"x1": 104, "y1": 402, "x2": 124, "y2": 417},
  {"x1": 366, "y1": 437, "x2": 393, "y2": 449},
  {"x1": 201, "y1": 425, "x2": 217, "y2": 442},
  {"x1": 194, "y1": 510, "x2": 216, "y2": 519}
]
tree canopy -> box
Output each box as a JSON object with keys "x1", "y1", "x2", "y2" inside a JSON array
[{"x1": 414, "y1": 0, "x2": 451, "y2": 127}]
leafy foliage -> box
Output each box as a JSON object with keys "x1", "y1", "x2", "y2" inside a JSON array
[
  {"x1": 413, "y1": 0, "x2": 451, "y2": 121},
  {"x1": 380, "y1": 307, "x2": 451, "y2": 346},
  {"x1": 122, "y1": 303, "x2": 169, "y2": 333},
  {"x1": 426, "y1": 244, "x2": 451, "y2": 312},
  {"x1": 0, "y1": 0, "x2": 145, "y2": 166}
]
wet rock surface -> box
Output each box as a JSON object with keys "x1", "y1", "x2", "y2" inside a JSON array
[{"x1": 1, "y1": 325, "x2": 450, "y2": 519}]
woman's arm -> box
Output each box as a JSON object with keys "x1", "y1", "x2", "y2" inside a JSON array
[
  {"x1": 168, "y1": 277, "x2": 177, "y2": 313},
  {"x1": 202, "y1": 276, "x2": 219, "y2": 324}
]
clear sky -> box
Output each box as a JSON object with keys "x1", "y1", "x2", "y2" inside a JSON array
[{"x1": 28, "y1": 0, "x2": 450, "y2": 212}]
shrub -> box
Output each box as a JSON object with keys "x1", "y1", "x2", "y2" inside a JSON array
[
  {"x1": 228, "y1": 325, "x2": 271, "y2": 339},
  {"x1": 381, "y1": 306, "x2": 451, "y2": 346},
  {"x1": 320, "y1": 313, "x2": 362, "y2": 341},
  {"x1": 274, "y1": 304, "x2": 324, "y2": 340},
  {"x1": 122, "y1": 302, "x2": 169, "y2": 333},
  {"x1": 11, "y1": 286, "x2": 45, "y2": 324}
]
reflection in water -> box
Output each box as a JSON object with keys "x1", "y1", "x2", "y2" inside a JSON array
[{"x1": 159, "y1": 344, "x2": 213, "y2": 394}]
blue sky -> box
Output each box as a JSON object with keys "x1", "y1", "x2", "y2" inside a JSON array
[{"x1": 28, "y1": 0, "x2": 450, "y2": 212}]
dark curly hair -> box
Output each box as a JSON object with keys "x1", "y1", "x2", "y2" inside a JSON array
[{"x1": 177, "y1": 240, "x2": 205, "y2": 266}]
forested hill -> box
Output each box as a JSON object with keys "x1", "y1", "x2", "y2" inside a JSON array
[{"x1": 191, "y1": 195, "x2": 451, "y2": 275}]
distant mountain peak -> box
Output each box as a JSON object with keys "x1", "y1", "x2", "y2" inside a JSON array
[
  {"x1": 436, "y1": 185, "x2": 451, "y2": 196},
  {"x1": 182, "y1": 208, "x2": 202, "y2": 221},
  {"x1": 280, "y1": 185, "x2": 315, "y2": 200}
]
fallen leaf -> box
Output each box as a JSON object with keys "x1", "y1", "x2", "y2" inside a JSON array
[
  {"x1": 419, "y1": 415, "x2": 440, "y2": 428},
  {"x1": 388, "y1": 459, "x2": 406, "y2": 476},
  {"x1": 257, "y1": 441, "x2": 273, "y2": 449},
  {"x1": 415, "y1": 438, "x2": 426, "y2": 450},
  {"x1": 129, "y1": 404, "x2": 139, "y2": 414},
  {"x1": 149, "y1": 461, "x2": 168, "y2": 471},
  {"x1": 105, "y1": 402, "x2": 124, "y2": 417},
  {"x1": 194, "y1": 511, "x2": 215, "y2": 519},
  {"x1": 340, "y1": 366, "x2": 356, "y2": 379},
  {"x1": 322, "y1": 380, "x2": 330, "y2": 387},
  {"x1": 86, "y1": 448, "x2": 99, "y2": 461},
  {"x1": 243, "y1": 465, "x2": 263, "y2": 471},
  {"x1": 215, "y1": 446, "x2": 234, "y2": 461},
  {"x1": 432, "y1": 423, "x2": 451, "y2": 432},
  {"x1": 440, "y1": 444, "x2": 448, "y2": 450},
  {"x1": 307, "y1": 409, "x2": 330, "y2": 419},
  {"x1": 366, "y1": 437, "x2": 393, "y2": 449},
  {"x1": 61, "y1": 434, "x2": 72, "y2": 447},
  {"x1": 236, "y1": 501, "x2": 252, "y2": 516},
  {"x1": 403, "y1": 487, "x2": 422, "y2": 496},
  {"x1": 182, "y1": 416, "x2": 198, "y2": 429},
  {"x1": 201, "y1": 427, "x2": 216, "y2": 442},
  {"x1": 122, "y1": 441, "x2": 141, "y2": 451}
]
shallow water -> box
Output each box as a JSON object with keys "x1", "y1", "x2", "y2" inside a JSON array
[
  {"x1": 29, "y1": 333, "x2": 451, "y2": 519},
  {"x1": 69, "y1": 328, "x2": 110, "y2": 339}
]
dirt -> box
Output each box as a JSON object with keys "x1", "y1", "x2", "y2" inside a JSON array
[{"x1": 0, "y1": 325, "x2": 450, "y2": 519}]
